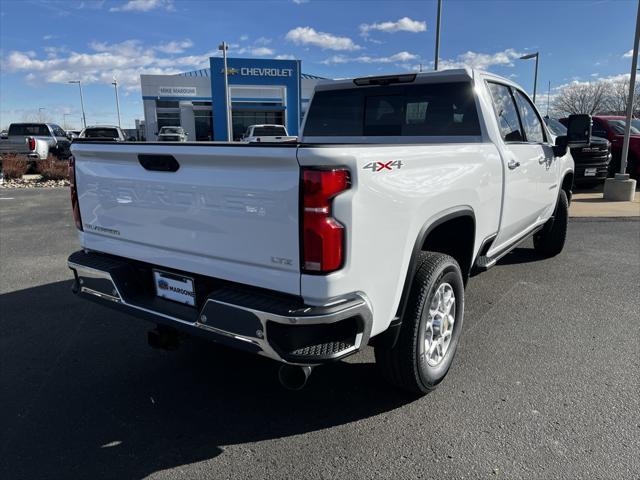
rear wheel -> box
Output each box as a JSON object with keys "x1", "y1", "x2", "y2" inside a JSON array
[
  {"x1": 375, "y1": 252, "x2": 464, "y2": 395},
  {"x1": 533, "y1": 189, "x2": 568, "y2": 257}
]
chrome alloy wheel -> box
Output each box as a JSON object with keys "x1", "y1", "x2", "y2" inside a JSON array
[{"x1": 425, "y1": 282, "x2": 456, "y2": 367}]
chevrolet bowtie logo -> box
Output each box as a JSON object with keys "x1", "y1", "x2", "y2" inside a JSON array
[{"x1": 221, "y1": 67, "x2": 239, "y2": 75}]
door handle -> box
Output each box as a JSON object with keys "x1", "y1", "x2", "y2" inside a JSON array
[
  {"x1": 538, "y1": 155, "x2": 547, "y2": 164},
  {"x1": 507, "y1": 160, "x2": 521, "y2": 170}
]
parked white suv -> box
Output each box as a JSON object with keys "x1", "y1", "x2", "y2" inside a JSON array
[{"x1": 67, "y1": 69, "x2": 588, "y2": 393}]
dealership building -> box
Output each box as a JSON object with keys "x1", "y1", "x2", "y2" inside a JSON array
[{"x1": 140, "y1": 57, "x2": 326, "y2": 141}]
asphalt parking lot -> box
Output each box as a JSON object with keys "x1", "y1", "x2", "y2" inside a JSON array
[{"x1": 1, "y1": 188, "x2": 639, "y2": 480}]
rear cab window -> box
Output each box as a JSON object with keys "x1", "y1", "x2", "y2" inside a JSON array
[
  {"x1": 8, "y1": 124, "x2": 50, "y2": 136},
  {"x1": 83, "y1": 128, "x2": 119, "y2": 138},
  {"x1": 252, "y1": 126, "x2": 287, "y2": 136},
  {"x1": 304, "y1": 82, "x2": 481, "y2": 138}
]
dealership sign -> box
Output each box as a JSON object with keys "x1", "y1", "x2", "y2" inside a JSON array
[
  {"x1": 158, "y1": 86, "x2": 197, "y2": 97},
  {"x1": 221, "y1": 67, "x2": 293, "y2": 78}
]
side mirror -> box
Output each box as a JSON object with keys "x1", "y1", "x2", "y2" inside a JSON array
[
  {"x1": 567, "y1": 114, "x2": 592, "y2": 147},
  {"x1": 553, "y1": 135, "x2": 568, "y2": 157}
]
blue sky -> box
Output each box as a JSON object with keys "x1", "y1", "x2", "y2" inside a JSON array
[{"x1": 0, "y1": 0, "x2": 637, "y2": 129}]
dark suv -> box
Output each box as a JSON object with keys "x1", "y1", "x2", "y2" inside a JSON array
[{"x1": 545, "y1": 117, "x2": 611, "y2": 186}]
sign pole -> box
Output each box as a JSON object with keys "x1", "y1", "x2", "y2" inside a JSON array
[{"x1": 219, "y1": 42, "x2": 232, "y2": 142}]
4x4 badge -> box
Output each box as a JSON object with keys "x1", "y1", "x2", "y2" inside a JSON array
[{"x1": 363, "y1": 161, "x2": 404, "y2": 172}]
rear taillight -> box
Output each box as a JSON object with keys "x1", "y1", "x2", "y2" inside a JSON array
[
  {"x1": 68, "y1": 156, "x2": 83, "y2": 231},
  {"x1": 27, "y1": 137, "x2": 36, "y2": 151},
  {"x1": 301, "y1": 168, "x2": 350, "y2": 273}
]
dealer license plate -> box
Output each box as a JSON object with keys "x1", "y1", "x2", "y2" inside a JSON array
[
  {"x1": 153, "y1": 270, "x2": 196, "y2": 306},
  {"x1": 584, "y1": 168, "x2": 597, "y2": 177}
]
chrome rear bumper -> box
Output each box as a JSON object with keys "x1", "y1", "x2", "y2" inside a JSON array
[{"x1": 68, "y1": 250, "x2": 372, "y2": 365}]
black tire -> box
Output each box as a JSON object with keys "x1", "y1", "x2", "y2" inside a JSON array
[
  {"x1": 375, "y1": 252, "x2": 465, "y2": 395},
  {"x1": 533, "y1": 189, "x2": 568, "y2": 257}
]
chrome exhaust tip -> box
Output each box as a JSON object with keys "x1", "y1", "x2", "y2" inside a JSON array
[{"x1": 278, "y1": 364, "x2": 313, "y2": 391}]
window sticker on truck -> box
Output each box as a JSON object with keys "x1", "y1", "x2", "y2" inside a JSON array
[{"x1": 363, "y1": 161, "x2": 404, "y2": 172}]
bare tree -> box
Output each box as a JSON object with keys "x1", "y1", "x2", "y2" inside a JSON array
[
  {"x1": 551, "y1": 81, "x2": 609, "y2": 116},
  {"x1": 20, "y1": 110, "x2": 54, "y2": 123},
  {"x1": 602, "y1": 77, "x2": 640, "y2": 115}
]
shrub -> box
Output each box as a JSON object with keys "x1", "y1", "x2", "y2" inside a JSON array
[
  {"x1": 1, "y1": 154, "x2": 29, "y2": 180},
  {"x1": 37, "y1": 155, "x2": 69, "y2": 181}
]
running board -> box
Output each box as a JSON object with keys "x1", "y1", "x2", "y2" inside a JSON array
[{"x1": 472, "y1": 224, "x2": 545, "y2": 273}]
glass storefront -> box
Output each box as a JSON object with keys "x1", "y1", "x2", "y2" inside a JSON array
[
  {"x1": 231, "y1": 110, "x2": 285, "y2": 140},
  {"x1": 156, "y1": 100, "x2": 181, "y2": 131},
  {"x1": 194, "y1": 109, "x2": 212, "y2": 141}
]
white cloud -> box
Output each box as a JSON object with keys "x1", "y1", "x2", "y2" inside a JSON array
[
  {"x1": 285, "y1": 27, "x2": 361, "y2": 51},
  {"x1": 42, "y1": 34, "x2": 57, "y2": 41},
  {"x1": 321, "y1": 55, "x2": 349, "y2": 65},
  {"x1": 322, "y1": 51, "x2": 418, "y2": 65},
  {"x1": 623, "y1": 49, "x2": 635, "y2": 58},
  {"x1": 360, "y1": 17, "x2": 426, "y2": 36},
  {"x1": 275, "y1": 54, "x2": 296, "y2": 60},
  {"x1": 240, "y1": 35, "x2": 249, "y2": 41},
  {"x1": 155, "y1": 39, "x2": 193, "y2": 54},
  {"x1": 438, "y1": 48, "x2": 524, "y2": 70},
  {"x1": 292, "y1": 0, "x2": 309, "y2": 4},
  {"x1": 2, "y1": 39, "x2": 216, "y2": 92},
  {"x1": 250, "y1": 47, "x2": 275, "y2": 56},
  {"x1": 235, "y1": 46, "x2": 275, "y2": 56},
  {"x1": 79, "y1": 1, "x2": 106, "y2": 9},
  {"x1": 109, "y1": 0, "x2": 174, "y2": 13},
  {"x1": 555, "y1": 73, "x2": 630, "y2": 90}
]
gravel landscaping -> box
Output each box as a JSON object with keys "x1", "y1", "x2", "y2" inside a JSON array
[{"x1": 0, "y1": 175, "x2": 69, "y2": 188}]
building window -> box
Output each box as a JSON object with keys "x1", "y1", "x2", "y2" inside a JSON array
[
  {"x1": 194, "y1": 108, "x2": 212, "y2": 141},
  {"x1": 156, "y1": 100, "x2": 179, "y2": 108},
  {"x1": 157, "y1": 111, "x2": 181, "y2": 130}
]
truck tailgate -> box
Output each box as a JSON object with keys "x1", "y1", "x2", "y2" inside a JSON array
[{"x1": 72, "y1": 143, "x2": 301, "y2": 295}]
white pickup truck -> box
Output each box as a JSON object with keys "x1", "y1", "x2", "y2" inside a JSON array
[
  {"x1": 67, "y1": 69, "x2": 590, "y2": 393},
  {"x1": 240, "y1": 124, "x2": 297, "y2": 143},
  {"x1": 0, "y1": 122, "x2": 72, "y2": 160}
]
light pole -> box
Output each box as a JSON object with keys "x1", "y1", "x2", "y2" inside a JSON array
[
  {"x1": 434, "y1": 0, "x2": 442, "y2": 71},
  {"x1": 604, "y1": 0, "x2": 639, "y2": 200},
  {"x1": 520, "y1": 52, "x2": 539, "y2": 103},
  {"x1": 621, "y1": 2, "x2": 640, "y2": 176},
  {"x1": 218, "y1": 41, "x2": 232, "y2": 141},
  {"x1": 68, "y1": 80, "x2": 87, "y2": 128},
  {"x1": 112, "y1": 79, "x2": 121, "y2": 128}
]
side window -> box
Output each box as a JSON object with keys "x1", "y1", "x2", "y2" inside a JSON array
[
  {"x1": 513, "y1": 90, "x2": 546, "y2": 143},
  {"x1": 487, "y1": 82, "x2": 523, "y2": 142},
  {"x1": 51, "y1": 125, "x2": 67, "y2": 137}
]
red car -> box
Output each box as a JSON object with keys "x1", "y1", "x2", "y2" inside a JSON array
[{"x1": 562, "y1": 115, "x2": 640, "y2": 179}]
